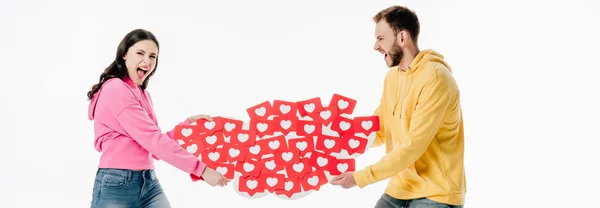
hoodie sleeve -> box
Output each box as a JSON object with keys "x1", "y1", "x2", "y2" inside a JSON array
[
  {"x1": 102, "y1": 81, "x2": 207, "y2": 180},
  {"x1": 371, "y1": 105, "x2": 386, "y2": 148},
  {"x1": 354, "y1": 74, "x2": 455, "y2": 188}
]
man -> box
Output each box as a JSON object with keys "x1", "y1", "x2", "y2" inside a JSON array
[{"x1": 330, "y1": 5, "x2": 466, "y2": 208}]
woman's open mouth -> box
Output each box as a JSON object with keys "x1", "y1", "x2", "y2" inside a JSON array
[{"x1": 136, "y1": 67, "x2": 148, "y2": 80}]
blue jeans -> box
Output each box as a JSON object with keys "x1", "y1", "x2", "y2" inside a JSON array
[
  {"x1": 374, "y1": 193, "x2": 463, "y2": 208},
  {"x1": 90, "y1": 168, "x2": 171, "y2": 208}
]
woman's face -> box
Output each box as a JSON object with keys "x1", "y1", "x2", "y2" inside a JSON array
[{"x1": 123, "y1": 39, "x2": 158, "y2": 86}]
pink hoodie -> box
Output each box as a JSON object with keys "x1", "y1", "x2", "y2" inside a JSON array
[{"x1": 88, "y1": 77, "x2": 206, "y2": 181}]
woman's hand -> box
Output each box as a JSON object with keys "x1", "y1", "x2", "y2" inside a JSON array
[
  {"x1": 188, "y1": 114, "x2": 214, "y2": 123},
  {"x1": 200, "y1": 167, "x2": 230, "y2": 187}
]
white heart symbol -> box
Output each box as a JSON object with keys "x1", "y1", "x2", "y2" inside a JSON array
[
  {"x1": 349, "y1": 139, "x2": 359, "y2": 149},
  {"x1": 186, "y1": 144, "x2": 197, "y2": 153},
  {"x1": 304, "y1": 103, "x2": 315, "y2": 113},
  {"x1": 268, "y1": 140, "x2": 280, "y2": 150},
  {"x1": 246, "y1": 180, "x2": 258, "y2": 190},
  {"x1": 205, "y1": 135, "x2": 217, "y2": 144},
  {"x1": 249, "y1": 145, "x2": 261, "y2": 154},
  {"x1": 320, "y1": 110, "x2": 331, "y2": 120},
  {"x1": 224, "y1": 122, "x2": 236, "y2": 132},
  {"x1": 208, "y1": 152, "x2": 220, "y2": 161},
  {"x1": 255, "y1": 107, "x2": 266, "y2": 117},
  {"x1": 280, "y1": 120, "x2": 292, "y2": 130},
  {"x1": 237, "y1": 133, "x2": 249, "y2": 143},
  {"x1": 307, "y1": 176, "x2": 319, "y2": 186},
  {"x1": 216, "y1": 167, "x2": 228, "y2": 175},
  {"x1": 296, "y1": 141, "x2": 307, "y2": 151},
  {"x1": 267, "y1": 177, "x2": 278, "y2": 187},
  {"x1": 285, "y1": 181, "x2": 294, "y2": 191},
  {"x1": 265, "y1": 160, "x2": 276, "y2": 170},
  {"x1": 281, "y1": 152, "x2": 293, "y2": 161},
  {"x1": 243, "y1": 163, "x2": 254, "y2": 172},
  {"x1": 204, "y1": 121, "x2": 215, "y2": 130},
  {"x1": 177, "y1": 139, "x2": 185, "y2": 145},
  {"x1": 339, "y1": 121, "x2": 351, "y2": 131},
  {"x1": 317, "y1": 157, "x2": 328, "y2": 167},
  {"x1": 257, "y1": 123, "x2": 268, "y2": 132},
  {"x1": 229, "y1": 148, "x2": 240, "y2": 157},
  {"x1": 304, "y1": 124, "x2": 315, "y2": 134},
  {"x1": 324, "y1": 139, "x2": 335, "y2": 149},
  {"x1": 279, "y1": 104, "x2": 291, "y2": 114},
  {"x1": 361, "y1": 120, "x2": 373, "y2": 131},
  {"x1": 337, "y1": 100, "x2": 349, "y2": 110},
  {"x1": 293, "y1": 163, "x2": 304, "y2": 172},
  {"x1": 181, "y1": 128, "x2": 193, "y2": 137},
  {"x1": 337, "y1": 163, "x2": 349, "y2": 172}
]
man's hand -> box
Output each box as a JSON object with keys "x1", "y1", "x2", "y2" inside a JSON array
[
  {"x1": 329, "y1": 171, "x2": 357, "y2": 189},
  {"x1": 188, "y1": 114, "x2": 214, "y2": 123},
  {"x1": 200, "y1": 167, "x2": 229, "y2": 187}
]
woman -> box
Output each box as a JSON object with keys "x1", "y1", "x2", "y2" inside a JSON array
[{"x1": 87, "y1": 28, "x2": 227, "y2": 207}]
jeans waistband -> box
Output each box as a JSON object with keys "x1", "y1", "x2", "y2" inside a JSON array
[{"x1": 97, "y1": 168, "x2": 156, "y2": 181}]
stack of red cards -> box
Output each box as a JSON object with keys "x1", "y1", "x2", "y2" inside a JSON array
[{"x1": 173, "y1": 93, "x2": 380, "y2": 199}]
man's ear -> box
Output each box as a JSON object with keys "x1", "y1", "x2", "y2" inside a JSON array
[{"x1": 396, "y1": 30, "x2": 409, "y2": 47}]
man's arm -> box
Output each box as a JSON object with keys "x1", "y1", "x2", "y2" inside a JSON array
[{"x1": 353, "y1": 75, "x2": 456, "y2": 188}]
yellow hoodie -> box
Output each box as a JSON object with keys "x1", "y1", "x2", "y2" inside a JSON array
[{"x1": 353, "y1": 49, "x2": 466, "y2": 205}]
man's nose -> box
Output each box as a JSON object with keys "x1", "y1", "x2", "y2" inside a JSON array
[{"x1": 373, "y1": 43, "x2": 380, "y2": 51}]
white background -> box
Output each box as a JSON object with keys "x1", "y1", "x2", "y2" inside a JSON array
[{"x1": 1, "y1": 0, "x2": 599, "y2": 207}]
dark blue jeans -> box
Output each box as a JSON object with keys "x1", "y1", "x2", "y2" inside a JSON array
[
  {"x1": 90, "y1": 168, "x2": 171, "y2": 208},
  {"x1": 375, "y1": 193, "x2": 463, "y2": 208}
]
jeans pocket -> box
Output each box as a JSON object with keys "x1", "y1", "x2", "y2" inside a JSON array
[{"x1": 101, "y1": 173, "x2": 128, "y2": 189}]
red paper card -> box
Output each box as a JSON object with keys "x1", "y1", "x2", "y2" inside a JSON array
[
  {"x1": 327, "y1": 158, "x2": 356, "y2": 176},
  {"x1": 287, "y1": 137, "x2": 315, "y2": 157},
  {"x1": 300, "y1": 169, "x2": 328, "y2": 191},
  {"x1": 308, "y1": 151, "x2": 336, "y2": 170},
  {"x1": 342, "y1": 136, "x2": 369, "y2": 155},
  {"x1": 221, "y1": 117, "x2": 244, "y2": 137},
  {"x1": 285, "y1": 158, "x2": 311, "y2": 179},
  {"x1": 313, "y1": 106, "x2": 338, "y2": 127},
  {"x1": 272, "y1": 115, "x2": 297, "y2": 135},
  {"x1": 260, "y1": 173, "x2": 286, "y2": 193},
  {"x1": 246, "y1": 143, "x2": 264, "y2": 161},
  {"x1": 173, "y1": 125, "x2": 202, "y2": 141},
  {"x1": 315, "y1": 135, "x2": 343, "y2": 154},
  {"x1": 231, "y1": 129, "x2": 257, "y2": 147},
  {"x1": 260, "y1": 156, "x2": 286, "y2": 174},
  {"x1": 223, "y1": 143, "x2": 249, "y2": 163},
  {"x1": 353, "y1": 116, "x2": 380, "y2": 136},
  {"x1": 201, "y1": 148, "x2": 228, "y2": 165},
  {"x1": 273, "y1": 100, "x2": 298, "y2": 117},
  {"x1": 250, "y1": 119, "x2": 274, "y2": 138},
  {"x1": 296, "y1": 120, "x2": 322, "y2": 137},
  {"x1": 275, "y1": 177, "x2": 302, "y2": 198},
  {"x1": 246, "y1": 101, "x2": 273, "y2": 120},
  {"x1": 235, "y1": 160, "x2": 262, "y2": 178},
  {"x1": 296, "y1": 97, "x2": 324, "y2": 117},
  {"x1": 331, "y1": 116, "x2": 355, "y2": 138},
  {"x1": 257, "y1": 135, "x2": 287, "y2": 153},
  {"x1": 238, "y1": 176, "x2": 264, "y2": 196},
  {"x1": 273, "y1": 148, "x2": 300, "y2": 167},
  {"x1": 180, "y1": 138, "x2": 207, "y2": 157},
  {"x1": 330, "y1": 93, "x2": 357, "y2": 115},
  {"x1": 200, "y1": 132, "x2": 225, "y2": 150},
  {"x1": 215, "y1": 163, "x2": 235, "y2": 179},
  {"x1": 196, "y1": 117, "x2": 223, "y2": 135}
]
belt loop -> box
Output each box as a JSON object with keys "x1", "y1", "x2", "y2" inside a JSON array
[{"x1": 127, "y1": 169, "x2": 132, "y2": 181}]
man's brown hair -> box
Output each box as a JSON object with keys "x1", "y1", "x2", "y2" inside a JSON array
[{"x1": 373, "y1": 6, "x2": 420, "y2": 42}]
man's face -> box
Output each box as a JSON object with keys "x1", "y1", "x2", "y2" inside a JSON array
[{"x1": 374, "y1": 20, "x2": 403, "y2": 67}]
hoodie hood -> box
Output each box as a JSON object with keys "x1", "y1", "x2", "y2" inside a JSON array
[{"x1": 406, "y1": 49, "x2": 452, "y2": 74}]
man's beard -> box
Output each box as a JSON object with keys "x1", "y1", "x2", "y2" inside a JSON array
[{"x1": 387, "y1": 41, "x2": 403, "y2": 67}]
